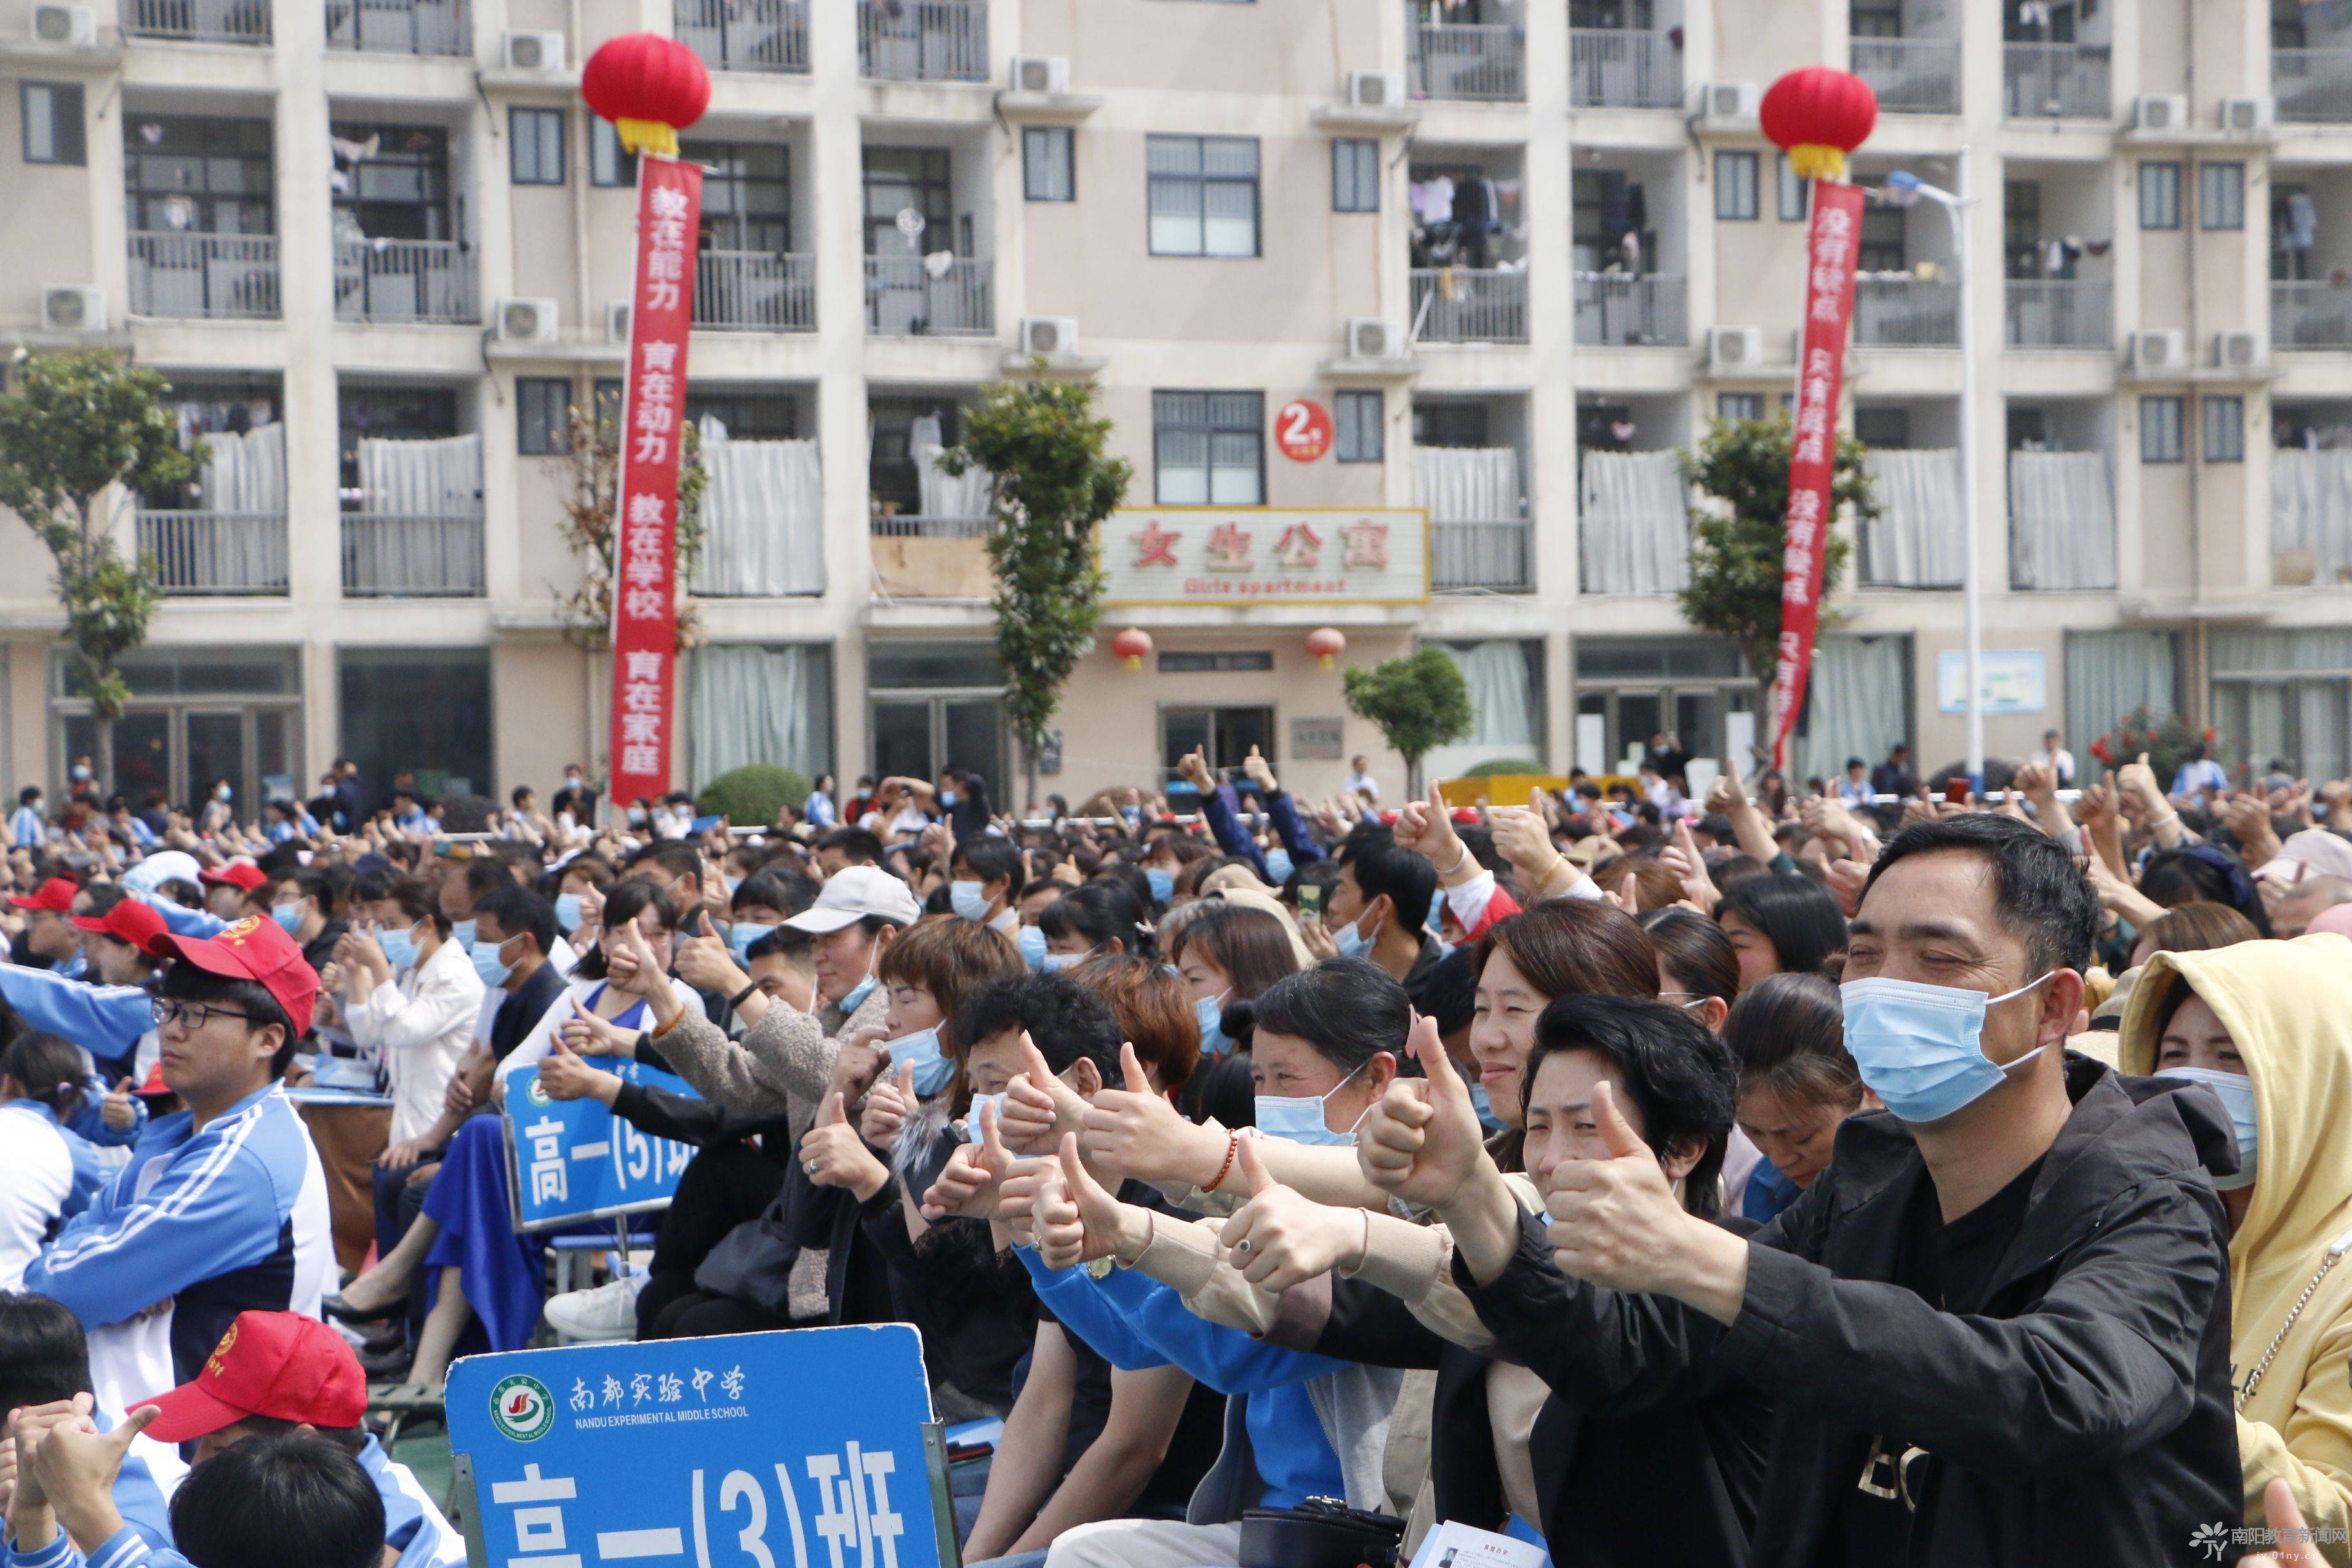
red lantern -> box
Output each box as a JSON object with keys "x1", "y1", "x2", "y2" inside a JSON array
[
  {"x1": 1759, "y1": 66, "x2": 1877, "y2": 183},
  {"x1": 583, "y1": 33, "x2": 712, "y2": 158},
  {"x1": 1306, "y1": 627, "x2": 1346, "y2": 671},
  {"x1": 1112, "y1": 627, "x2": 1153, "y2": 671}
]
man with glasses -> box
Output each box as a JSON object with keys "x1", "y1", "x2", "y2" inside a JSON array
[{"x1": 24, "y1": 916, "x2": 332, "y2": 1418}]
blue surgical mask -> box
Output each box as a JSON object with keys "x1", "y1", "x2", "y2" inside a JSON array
[
  {"x1": 839, "y1": 974, "x2": 878, "y2": 1016},
  {"x1": 1469, "y1": 1081, "x2": 1507, "y2": 1137},
  {"x1": 1197, "y1": 991, "x2": 1233, "y2": 1059},
  {"x1": 938, "y1": 791, "x2": 958, "y2": 808},
  {"x1": 553, "y1": 894, "x2": 585, "y2": 933},
  {"x1": 950, "y1": 880, "x2": 991, "y2": 923},
  {"x1": 377, "y1": 925, "x2": 420, "y2": 973},
  {"x1": 1839, "y1": 973, "x2": 2055, "y2": 1124},
  {"x1": 2155, "y1": 1066, "x2": 2258, "y2": 1191},
  {"x1": 1145, "y1": 867, "x2": 1176, "y2": 903},
  {"x1": 1254, "y1": 1064, "x2": 1367, "y2": 1146},
  {"x1": 1042, "y1": 950, "x2": 1084, "y2": 973},
  {"x1": 1263, "y1": 848, "x2": 1295, "y2": 885},
  {"x1": 1332, "y1": 910, "x2": 1373, "y2": 960},
  {"x1": 887, "y1": 1027, "x2": 957, "y2": 1098},
  {"x1": 965, "y1": 1092, "x2": 1008, "y2": 1142},
  {"x1": 270, "y1": 901, "x2": 305, "y2": 935},
  {"x1": 1017, "y1": 924, "x2": 1048, "y2": 971},
  {"x1": 729, "y1": 921, "x2": 777, "y2": 962},
  {"x1": 450, "y1": 919, "x2": 478, "y2": 952},
  {"x1": 470, "y1": 937, "x2": 514, "y2": 989}
]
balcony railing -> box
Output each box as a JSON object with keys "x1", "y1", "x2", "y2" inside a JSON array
[
  {"x1": 696, "y1": 251, "x2": 815, "y2": 331},
  {"x1": 342, "y1": 514, "x2": 485, "y2": 597},
  {"x1": 2274, "y1": 280, "x2": 2352, "y2": 348},
  {"x1": 1410, "y1": 268, "x2": 1529, "y2": 344},
  {"x1": 871, "y1": 514, "x2": 990, "y2": 538},
  {"x1": 1433, "y1": 520, "x2": 1532, "y2": 593},
  {"x1": 326, "y1": 0, "x2": 468, "y2": 55},
  {"x1": 1407, "y1": 22, "x2": 1524, "y2": 101},
  {"x1": 856, "y1": 0, "x2": 986, "y2": 82},
  {"x1": 2275, "y1": 49, "x2": 2352, "y2": 122},
  {"x1": 2004, "y1": 279, "x2": 2111, "y2": 348},
  {"x1": 1569, "y1": 28, "x2": 1680, "y2": 108},
  {"x1": 865, "y1": 255, "x2": 993, "y2": 336},
  {"x1": 2003, "y1": 42, "x2": 2110, "y2": 119},
  {"x1": 1574, "y1": 272, "x2": 1686, "y2": 346},
  {"x1": 136, "y1": 511, "x2": 289, "y2": 596},
  {"x1": 126, "y1": 0, "x2": 270, "y2": 43},
  {"x1": 334, "y1": 239, "x2": 477, "y2": 324},
  {"x1": 1851, "y1": 35, "x2": 1959, "y2": 113},
  {"x1": 1853, "y1": 275, "x2": 1960, "y2": 346},
  {"x1": 126, "y1": 232, "x2": 280, "y2": 320},
  {"x1": 678, "y1": 0, "x2": 807, "y2": 74}
]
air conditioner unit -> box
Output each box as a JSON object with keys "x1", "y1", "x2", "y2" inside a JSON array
[
  {"x1": 2130, "y1": 94, "x2": 2189, "y2": 132},
  {"x1": 495, "y1": 298, "x2": 560, "y2": 343},
  {"x1": 503, "y1": 30, "x2": 564, "y2": 72},
  {"x1": 1699, "y1": 83, "x2": 1761, "y2": 128},
  {"x1": 2128, "y1": 328, "x2": 2187, "y2": 373},
  {"x1": 1018, "y1": 315, "x2": 1080, "y2": 357},
  {"x1": 1345, "y1": 318, "x2": 1406, "y2": 360},
  {"x1": 2215, "y1": 329, "x2": 2268, "y2": 371},
  {"x1": 30, "y1": 3, "x2": 96, "y2": 44},
  {"x1": 39, "y1": 284, "x2": 104, "y2": 333},
  {"x1": 1010, "y1": 54, "x2": 1069, "y2": 94},
  {"x1": 1707, "y1": 325, "x2": 1765, "y2": 369},
  {"x1": 1346, "y1": 70, "x2": 1406, "y2": 110},
  {"x1": 2220, "y1": 95, "x2": 2275, "y2": 132},
  {"x1": 605, "y1": 302, "x2": 631, "y2": 344}
]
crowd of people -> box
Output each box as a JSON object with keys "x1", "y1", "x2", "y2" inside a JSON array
[{"x1": 3, "y1": 736, "x2": 2352, "y2": 1567}]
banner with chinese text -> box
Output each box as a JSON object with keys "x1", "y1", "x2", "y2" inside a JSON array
[
  {"x1": 607, "y1": 155, "x2": 703, "y2": 809},
  {"x1": 1099, "y1": 507, "x2": 1429, "y2": 607},
  {"x1": 1769, "y1": 180, "x2": 1865, "y2": 770}
]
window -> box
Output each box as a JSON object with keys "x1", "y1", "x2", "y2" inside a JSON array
[
  {"x1": 2141, "y1": 395, "x2": 2185, "y2": 462},
  {"x1": 1153, "y1": 391, "x2": 1263, "y2": 504},
  {"x1": 1159, "y1": 652, "x2": 1273, "y2": 672},
  {"x1": 330, "y1": 121, "x2": 452, "y2": 240},
  {"x1": 692, "y1": 139, "x2": 793, "y2": 251},
  {"x1": 2139, "y1": 161, "x2": 2182, "y2": 230},
  {"x1": 1336, "y1": 389, "x2": 1383, "y2": 462},
  {"x1": 509, "y1": 107, "x2": 565, "y2": 186},
  {"x1": 1147, "y1": 135, "x2": 1260, "y2": 257},
  {"x1": 589, "y1": 118, "x2": 636, "y2": 187},
  {"x1": 124, "y1": 115, "x2": 273, "y2": 233},
  {"x1": 1854, "y1": 406, "x2": 1911, "y2": 447},
  {"x1": 1332, "y1": 138, "x2": 1378, "y2": 213},
  {"x1": 1023, "y1": 126, "x2": 1073, "y2": 202},
  {"x1": 1714, "y1": 151, "x2": 1759, "y2": 220},
  {"x1": 862, "y1": 146, "x2": 952, "y2": 256},
  {"x1": 21, "y1": 83, "x2": 83, "y2": 166},
  {"x1": 338, "y1": 647, "x2": 491, "y2": 803},
  {"x1": 1717, "y1": 392, "x2": 1765, "y2": 423},
  {"x1": 2203, "y1": 395, "x2": 2245, "y2": 462},
  {"x1": 2200, "y1": 162, "x2": 2245, "y2": 230},
  {"x1": 516, "y1": 377, "x2": 571, "y2": 455},
  {"x1": 1776, "y1": 153, "x2": 1807, "y2": 221}
]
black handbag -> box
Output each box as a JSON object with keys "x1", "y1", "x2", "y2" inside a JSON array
[{"x1": 1237, "y1": 1496, "x2": 1404, "y2": 1568}]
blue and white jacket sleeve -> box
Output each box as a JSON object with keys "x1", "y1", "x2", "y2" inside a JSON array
[
  {"x1": 69, "y1": 1074, "x2": 147, "y2": 1148},
  {"x1": 23, "y1": 1137, "x2": 290, "y2": 1328},
  {"x1": 1197, "y1": 786, "x2": 1271, "y2": 880},
  {"x1": 1093, "y1": 1262, "x2": 1346, "y2": 1393},
  {"x1": 0, "y1": 967, "x2": 153, "y2": 1061},
  {"x1": 132, "y1": 892, "x2": 228, "y2": 940},
  {"x1": 5, "y1": 1525, "x2": 195, "y2": 1568}
]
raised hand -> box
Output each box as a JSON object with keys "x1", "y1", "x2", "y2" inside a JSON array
[
  {"x1": 559, "y1": 994, "x2": 638, "y2": 1058},
  {"x1": 24, "y1": 1401, "x2": 155, "y2": 1547},
  {"x1": 603, "y1": 919, "x2": 663, "y2": 1000},
  {"x1": 860, "y1": 1063, "x2": 915, "y2": 1147},
  {"x1": 671, "y1": 919, "x2": 745, "y2": 996},
  {"x1": 799, "y1": 1092, "x2": 887, "y2": 1199},
  {"x1": 1032, "y1": 1135, "x2": 1132, "y2": 1272},
  {"x1": 1661, "y1": 819, "x2": 1719, "y2": 914},
  {"x1": 99, "y1": 1077, "x2": 137, "y2": 1130},
  {"x1": 1356, "y1": 1012, "x2": 1487, "y2": 1211},
  {"x1": 535, "y1": 1042, "x2": 618, "y2": 1104},
  {"x1": 1080, "y1": 1042, "x2": 1218, "y2": 1185},
  {"x1": 1489, "y1": 790, "x2": 1558, "y2": 886},
  {"x1": 1241, "y1": 745, "x2": 1279, "y2": 798},
  {"x1": 1217, "y1": 1138, "x2": 1369, "y2": 1293},
  {"x1": 1826, "y1": 859, "x2": 1871, "y2": 921},
  {"x1": 828, "y1": 1026, "x2": 892, "y2": 1104},
  {"x1": 1393, "y1": 782, "x2": 1469, "y2": 881},
  {"x1": 997, "y1": 1032, "x2": 1088, "y2": 1155},
  {"x1": 921, "y1": 1099, "x2": 1030, "y2": 1221},
  {"x1": 1176, "y1": 747, "x2": 1217, "y2": 794}
]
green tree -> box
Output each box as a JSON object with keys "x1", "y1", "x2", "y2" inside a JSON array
[
  {"x1": 549, "y1": 396, "x2": 707, "y2": 653},
  {"x1": 1342, "y1": 646, "x2": 1473, "y2": 794},
  {"x1": 0, "y1": 349, "x2": 192, "y2": 789},
  {"x1": 1675, "y1": 412, "x2": 1875, "y2": 722},
  {"x1": 941, "y1": 376, "x2": 1132, "y2": 808}
]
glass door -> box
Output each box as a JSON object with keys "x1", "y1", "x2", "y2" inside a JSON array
[
  {"x1": 868, "y1": 694, "x2": 1005, "y2": 790},
  {"x1": 185, "y1": 709, "x2": 248, "y2": 808},
  {"x1": 871, "y1": 699, "x2": 936, "y2": 784}
]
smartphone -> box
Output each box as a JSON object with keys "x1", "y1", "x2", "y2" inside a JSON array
[
  {"x1": 1298, "y1": 883, "x2": 1323, "y2": 922},
  {"x1": 1945, "y1": 778, "x2": 1971, "y2": 806}
]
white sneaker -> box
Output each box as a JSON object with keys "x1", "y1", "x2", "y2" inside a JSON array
[{"x1": 544, "y1": 1275, "x2": 647, "y2": 1341}]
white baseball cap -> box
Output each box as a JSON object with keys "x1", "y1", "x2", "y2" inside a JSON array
[{"x1": 785, "y1": 865, "x2": 923, "y2": 934}]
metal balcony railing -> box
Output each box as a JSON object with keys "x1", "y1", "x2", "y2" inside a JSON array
[
  {"x1": 870, "y1": 514, "x2": 990, "y2": 538},
  {"x1": 136, "y1": 511, "x2": 289, "y2": 595},
  {"x1": 2003, "y1": 41, "x2": 2110, "y2": 119},
  {"x1": 126, "y1": 232, "x2": 280, "y2": 319},
  {"x1": 1410, "y1": 268, "x2": 1529, "y2": 344},
  {"x1": 1569, "y1": 28, "x2": 1680, "y2": 108},
  {"x1": 678, "y1": 0, "x2": 807, "y2": 73},
  {"x1": 126, "y1": 0, "x2": 270, "y2": 42},
  {"x1": 2274, "y1": 280, "x2": 2352, "y2": 348},
  {"x1": 1853, "y1": 276, "x2": 1961, "y2": 346},
  {"x1": 864, "y1": 255, "x2": 993, "y2": 336},
  {"x1": 334, "y1": 239, "x2": 477, "y2": 324},
  {"x1": 1432, "y1": 520, "x2": 1532, "y2": 592},
  {"x1": 342, "y1": 513, "x2": 485, "y2": 596},
  {"x1": 1407, "y1": 22, "x2": 1524, "y2": 101},
  {"x1": 2004, "y1": 279, "x2": 2112, "y2": 348},
  {"x1": 856, "y1": 0, "x2": 986, "y2": 82},
  {"x1": 1574, "y1": 272, "x2": 1687, "y2": 346},
  {"x1": 695, "y1": 251, "x2": 816, "y2": 331},
  {"x1": 326, "y1": 0, "x2": 469, "y2": 55},
  {"x1": 2275, "y1": 49, "x2": 2352, "y2": 122},
  {"x1": 1851, "y1": 35, "x2": 1959, "y2": 113}
]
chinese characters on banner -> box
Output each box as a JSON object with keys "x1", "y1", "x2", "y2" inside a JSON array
[
  {"x1": 1099, "y1": 509, "x2": 1429, "y2": 606},
  {"x1": 607, "y1": 154, "x2": 704, "y2": 810},
  {"x1": 1769, "y1": 181, "x2": 1865, "y2": 770},
  {"x1": 503, "y1": 1061, "x2": 700, "y2": 1230}
]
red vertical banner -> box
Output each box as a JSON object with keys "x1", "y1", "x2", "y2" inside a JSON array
[
  {"x1": 607, "y1": 155, "x2": 703, "y2": 811},
  {"x1": 1769, "y1": 180, "x2": 1865, "y2": 772}
]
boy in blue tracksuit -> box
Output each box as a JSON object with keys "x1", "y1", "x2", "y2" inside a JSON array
[{"x1": 0, "y1": 897, "x2": 170, "y2": 1097}]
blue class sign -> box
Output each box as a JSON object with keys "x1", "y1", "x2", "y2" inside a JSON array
[
  {"x1": 502, "y1": 1062, "x2": 700, "y2": 1231},
  {"x1": 449, "y1": 1326, "x2": 948, "y2": 1568}
]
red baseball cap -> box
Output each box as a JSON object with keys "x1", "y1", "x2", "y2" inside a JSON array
[
  {"x1": 8, "y1": 877, "x2": 79, "y2": 913},
  {"x1": 72, "y1": 899, "x2": 172, "y2": 957},
  {"x1": 154, "y1": 914, "x2": 318, "y2": 1039},
  {"x1": 199, "y1": 861, "x2": 268, "y2": 892},
  {"x1": 134, "y1": 1311, "x2": 367, "y2": 1442}
]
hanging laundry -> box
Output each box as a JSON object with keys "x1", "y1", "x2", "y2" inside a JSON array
[
  {"x1": 2082, "y1": 238, "x2": 2111, "y2": 257},
  {"x1": 1440, "y1": 266, "x2": 1457, "y2": 300},
  {"x1": 2288, "y1": 191, "x2": 2318, "y2": 250},
  {"x1": 1620, "y1": 230, "x2": 1642, "y2": 269},
  {"x1": 139, "y1": 122, "x2": 164, "y2": 144},
  {"x1": 923, "y1": 249, "x2": 955, "y2": 279},
  {"x1": 329, "y1": 133, "x2": 381, "y2": 165},
  {"x1": 1611, "y1": 419, "x2": 1638, "y2": 444}
]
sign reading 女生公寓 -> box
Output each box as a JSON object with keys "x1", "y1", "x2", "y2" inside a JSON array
[{"x1": 1098, "y1": 507, "x2": 1428, "y2": 607}]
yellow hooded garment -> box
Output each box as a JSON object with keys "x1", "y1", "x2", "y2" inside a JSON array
[{"x1": 2121, "y1": 933, "x2": 2352, "y2": 1555}]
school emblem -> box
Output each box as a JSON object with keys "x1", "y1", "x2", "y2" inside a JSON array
[{"x1": 490, "y1": 1374, "x2": 556, "y2": 1441}]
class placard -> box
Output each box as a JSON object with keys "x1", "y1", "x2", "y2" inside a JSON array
[{"x1": 502, "y1": 1062, "x2": 698, "y2": 1231}]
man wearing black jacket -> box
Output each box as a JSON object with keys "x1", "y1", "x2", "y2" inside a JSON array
[{"x1": 1367, "y1": 814, "x2": 2244, "y2": 1565}]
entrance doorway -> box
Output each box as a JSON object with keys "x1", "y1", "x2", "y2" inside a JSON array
[
  {"x1": 52, "y1": 647, "x2": 302, "y2": 807},
  {"x1": 1574, "y1": 638, "x2": 1755, "y2": 775},
  {"x1": 1159, "y1": 705, "x2": 1276, "y2": 790},
  {"x1": 867, "y1": 640, "x2": 1006, "y2": 790}
]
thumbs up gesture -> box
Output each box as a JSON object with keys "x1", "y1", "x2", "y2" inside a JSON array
[
  {"x1": 1541, "y1": 1080, "x2": 1716, "y2": 1299},
  {"x1": 1357, "y1": 1011, "x2": 1489, "y2": 1211},
  {"x1": 921, "y1": 1099, "x2": 1033, "y2": 1222},
  {"x1": 1032, "y1": 1135, "x2": 1135, "y2": 1272},
  {"x1": 859, "y1": 1064, "x2": 915, "y2": 1147},
  {"x1": 997, "y1": 1032, "x2": 1089, "y2": 1155},
  {"x1": 1215, "y1": 1138, "x2": 1371, "y2": 1293},
  {"x1": 799, "y1": 1091, "x2": 888, "y2": 1201},
  {"x1": 1080, "y1": 1042, "x2": 1222, "y2": 1186},
  {"x1": 99, "y1": 1077, "x2": 137, "y2": 1130}
]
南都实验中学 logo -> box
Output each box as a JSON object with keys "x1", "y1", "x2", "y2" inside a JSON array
[{"x1": 491, "y1": 1374, "x2": 556, "y2": 1442}]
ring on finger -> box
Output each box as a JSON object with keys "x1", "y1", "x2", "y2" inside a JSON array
[{"x1": 1235, "y1": 1239, "x2": 1252, "y2": 1253}]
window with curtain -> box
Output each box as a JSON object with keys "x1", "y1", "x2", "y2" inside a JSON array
[
  {"x1": 1146, "y1": 134, "x2": 1260, "y2": 257},
  {"x1": 1714, "y1": 151, "x2": 1758, "y2": 220},
  {"x1": 689, "y1": 643, "x2": 834, "y2": 787},
  {"x1": 1332, "y1": 138, "x2": 1378, "y2": 213},
  {"x1": 1776, "y1": 153, "x2": 1807, "y2": 221},
  {"x1": 2199, "y1": 162, "x2": 2244, "y2": 230},
  {"x1": 1023, "y1": 127, "x2": 1073, "y2": 202},
  {"x1": 2064, "y1": 629, "x2": 2180, "y2": 781},
  {"x1": 1336, "y1": 390, "x2": 1383, "y2": 462},
  {"x1": 21, "y1": 82, "x2": 83, "y2": 166},
  {"x1": 1425, "y1": 640, "x2": 1543, "y2": 779},
  {"x1": 2141, "y1": 396, "x2": 2184, "y2": 462},
  {"x1": 1795, "y1": 635, "x2": 1910, "y2": 787},
  {"x1": 2138, "y1": 161, "x2": 2181, "y2": 230},
  {"x1": 2202, "y1": 395, "x2": 2244, "y2": 462},
  {"x1": 516, "y1": 377, "x2": 569, "y2": 456},
  {"x1": 509, "y1": 108, "x2": 565, "y2": 186},
  {"x1": 1153, "y1": 391, "x2": 1263, "y2": 504},
  {"x1": 1717, "y1": 392, "x2": 1764, "y2": 423},
  {"x1": 590, "y1": 118, "x2": 636, "y2": 188}
]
